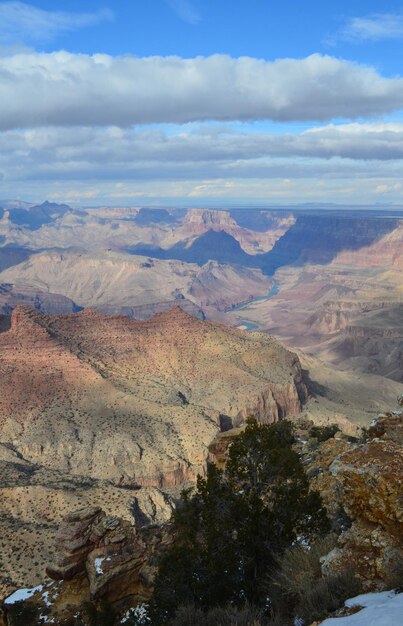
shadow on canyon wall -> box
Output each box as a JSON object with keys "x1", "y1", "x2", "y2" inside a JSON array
[{"x1": 126, "y1": 214, "x2": 400, "y2": 275}]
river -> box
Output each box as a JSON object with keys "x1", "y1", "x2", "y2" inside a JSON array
[{"x1": 230, "y1": 278, "x2": 279, "y2": 331}]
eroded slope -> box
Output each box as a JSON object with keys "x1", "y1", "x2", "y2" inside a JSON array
[{"x1": 0, "y1": 306, "x2": 306, "y2": 487}]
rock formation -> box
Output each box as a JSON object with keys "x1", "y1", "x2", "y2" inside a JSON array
[
  {"x1": 320, "y1": 398, "x2": 403, "y2": 589},
  {"x1": 46, "y1": 506, "x2": 171, "y2": 603},
  {"x1": 0, "y1": 442, "x2": 176, "y2": 597},
  {"x1": 0, "y1": 249, "x2": 272, "y2": 313},
  {"x1": 2, "y1": 506, "x2": 172, "y2": 625},
  {"x1": 0, "y1": 306, "x2": 306, "y2": 488},
  {"x1": 324, "y1": 442, "x2": 403, "y2": 587},
  {"x1": 0, "y1": 282, "x2": 80, "y2": 315}
]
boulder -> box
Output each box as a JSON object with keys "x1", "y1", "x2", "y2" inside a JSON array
[{"x1": 324, "y1": 437, "x2": 403, "y2": 588}]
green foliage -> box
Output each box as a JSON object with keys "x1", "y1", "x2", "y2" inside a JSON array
[
  {"x1": 151, "y1": 419, "x2": 330, "y2": 623},
  {"x1": 309, "y1": 424, "x2": 339, "y2": 442},
  {"x1": 5, "y1": 602, "x2": 39, "y2": 626}
]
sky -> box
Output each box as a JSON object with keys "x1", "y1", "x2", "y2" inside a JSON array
[{"x1": 2, "y1": 1, "x2": 403, "y2": 206}]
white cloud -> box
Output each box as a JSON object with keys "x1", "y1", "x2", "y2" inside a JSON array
[
  {"x1": 2, "y1": 122, "x2": 403, "y2": 187},
  {"x1": 0, "y1": 2, "x2": 113, "y2": 43},
  {"x1": 338, "y1": 12, "x2": 403, "y2": 42},
  {"x1": 374, "y1": 182, "x2": 402, "y2": 194},
  {"x1": 1, "y1": 52, "x2": 403, "y2": 130},
  {"x1": 166, "y1": 0, "x2": 200, "y2": 25}
]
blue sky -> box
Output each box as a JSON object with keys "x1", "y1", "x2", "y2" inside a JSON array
[
  {"x1": 9, "y1": 0, "x2": 403, "y2": 71},
  {"x1": 1, "y1": 1, "x2": 403, "y2": 205}
]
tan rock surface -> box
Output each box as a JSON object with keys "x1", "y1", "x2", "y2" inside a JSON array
[
  {"x1": 0, "y1": 454, "x2": 176, "y2": 595},
  {"x1": 0, "y1": 249, "x2": 272, "y2": 312},
  {"x1": 322, "y1": 430, "x2": 403, "y2": 587},
  {"x1": 0, "y1": 306, "x2": 305, "y2": 487}
]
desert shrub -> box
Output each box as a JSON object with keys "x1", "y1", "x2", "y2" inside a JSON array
[
  {"x1": 168, "y1": 603, "x2": 272, "y2": 626},
  {"x1": 151, "y1": 419, "x2": 330, "y2": 622},
  {"x1": 385, "y1": 550, "x2": 403, "y2": 591},
  {"x1": 309, "y1": 424, "x2": 339, "y2": 442},
  {"x1": 267, "y1": 536, "x2": 362, "y2": 624},
  {"x1": 296, "y1": 568, "x2": 362, "y2": 622}
]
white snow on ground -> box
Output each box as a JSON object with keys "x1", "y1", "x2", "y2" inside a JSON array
[
  {"x1": 39, "y1": 615, "x2": 55, "y2": 624},
  {"x1": 94, "y1": 556, "x2": 112, "y2": 574},
  {"x1": 121, "y1": 604, "x2": 151, "y2": 624},
  {"x1": 4, "y1": 584, "x2": 44, "y2": 604},
  {"x1": 42, "y1": 591, "x2": 51, "y2": 607},
  {"x1": 320, "y1": 590, "x2": 403, "y2": 625},
  {"x1": 94, "y1": 557, "x2": 105, "y2": 574}
]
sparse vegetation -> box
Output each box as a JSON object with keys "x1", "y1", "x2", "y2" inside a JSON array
[
  {"x1": 266, "y1": 535, "x2": 362, "y2": 624},
  {"x1": 309, "y1": 424, "x2": 339, "y2": 442}
]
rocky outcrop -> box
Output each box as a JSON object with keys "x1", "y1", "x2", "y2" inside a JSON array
[
  {"x1": 46, "y1": 506, "x2": 171, "y2": 603},
  {"x1": 2, "y1": 507, "x2": 172, "y2": 625},
  {"x1": 97, "y1": 297, "x2": 205, "y2": 321},
  {"x1": 321, "y1": 403, "x2": 403, "y2": 588},
  {"x1": 178, "y1": 208, "x2": 286, "y2": 254},
  {"x1": 291, "y1": 400, "x2": 403, "y2": 590},
  {"x1": 368, "y1": 394, "x2": 403, "y2": 443},
  {"x1": 0, "y1": 449, "x2": 176, "y2": 596}
]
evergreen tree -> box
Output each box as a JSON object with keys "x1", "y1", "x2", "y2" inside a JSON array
[{"x1": 151, "y1": 419, "x2": 329, "y2": 622}]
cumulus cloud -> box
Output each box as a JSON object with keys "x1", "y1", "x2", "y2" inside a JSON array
[
  {"x1": 340, "y1": 12, "x2": 403, "y2": 42},
  {"x1": 1, "y1": 52, "x2": 403, "y2": 129},
  {"x1": 0, "y1": 2, "x2": 113, "y2": 43}
]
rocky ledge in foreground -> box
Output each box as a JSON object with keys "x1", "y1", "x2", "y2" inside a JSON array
[
  {"x1": 2, "y1": 505, "x2": 171, "y2": 625},
  {"x1": 307, "y1": 397, "x2": 403, "y2": 589}
]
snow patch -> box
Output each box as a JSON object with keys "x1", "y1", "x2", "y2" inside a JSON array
[
  {"x1": 39, "y1": 615, "x2": 55, "y2": 624},
  {"x1": 320, "y1": 590, "x2": 403, "y2": 625},
  {"x1": 121, "y1": 604, "x2": 150, "y2": 624},
  {"x1": 94, "y1": 556, "x2": 112, "y2": 575},
  {"x1": 4, "y1": 585, "x2": 43, "y2": 605}
]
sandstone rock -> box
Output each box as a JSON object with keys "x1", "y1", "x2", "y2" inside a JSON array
[
  {"x1": 368, "y1": 400, "x2": 403, "y2": 444},
  {"x1": 16, "y1": 507, "x2": 174, "y2": 623},
  {"x1": 46, "y1": 506, "x2": 105, "y2": 580},
  {"x1": 323, "y1": 438, "x2": 403, "y2": 588},
  {"x1": 132, "y1": 487, "x2": 176, "y2": 527}
]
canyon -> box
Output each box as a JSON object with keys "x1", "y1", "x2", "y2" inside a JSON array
[
  {"x1": 0, "y1": 303, "x2": 307, "y2": 597},
  {"x1": 0, "y1": 202, "x2": 402, "y2": 615}
]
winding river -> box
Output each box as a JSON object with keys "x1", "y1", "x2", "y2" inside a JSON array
[{"x1": 230, "y1": 278, "x2": 279, "y2": 331}]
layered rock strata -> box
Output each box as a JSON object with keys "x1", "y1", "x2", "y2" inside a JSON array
[{"x1": 2, "y1": 506, "x2": 172, "y2": 625}]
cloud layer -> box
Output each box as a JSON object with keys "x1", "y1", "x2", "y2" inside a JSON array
[
  {"x1": 1, "y1": 123, "x2": 403, "y2": 185},
  {"x1": 2, "y1": 52, "x2": 403, "y2": 129}
]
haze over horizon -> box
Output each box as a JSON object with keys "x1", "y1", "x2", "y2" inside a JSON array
[{"x1": 2, "y1": 0, "x2": 403, "y2": 206}]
